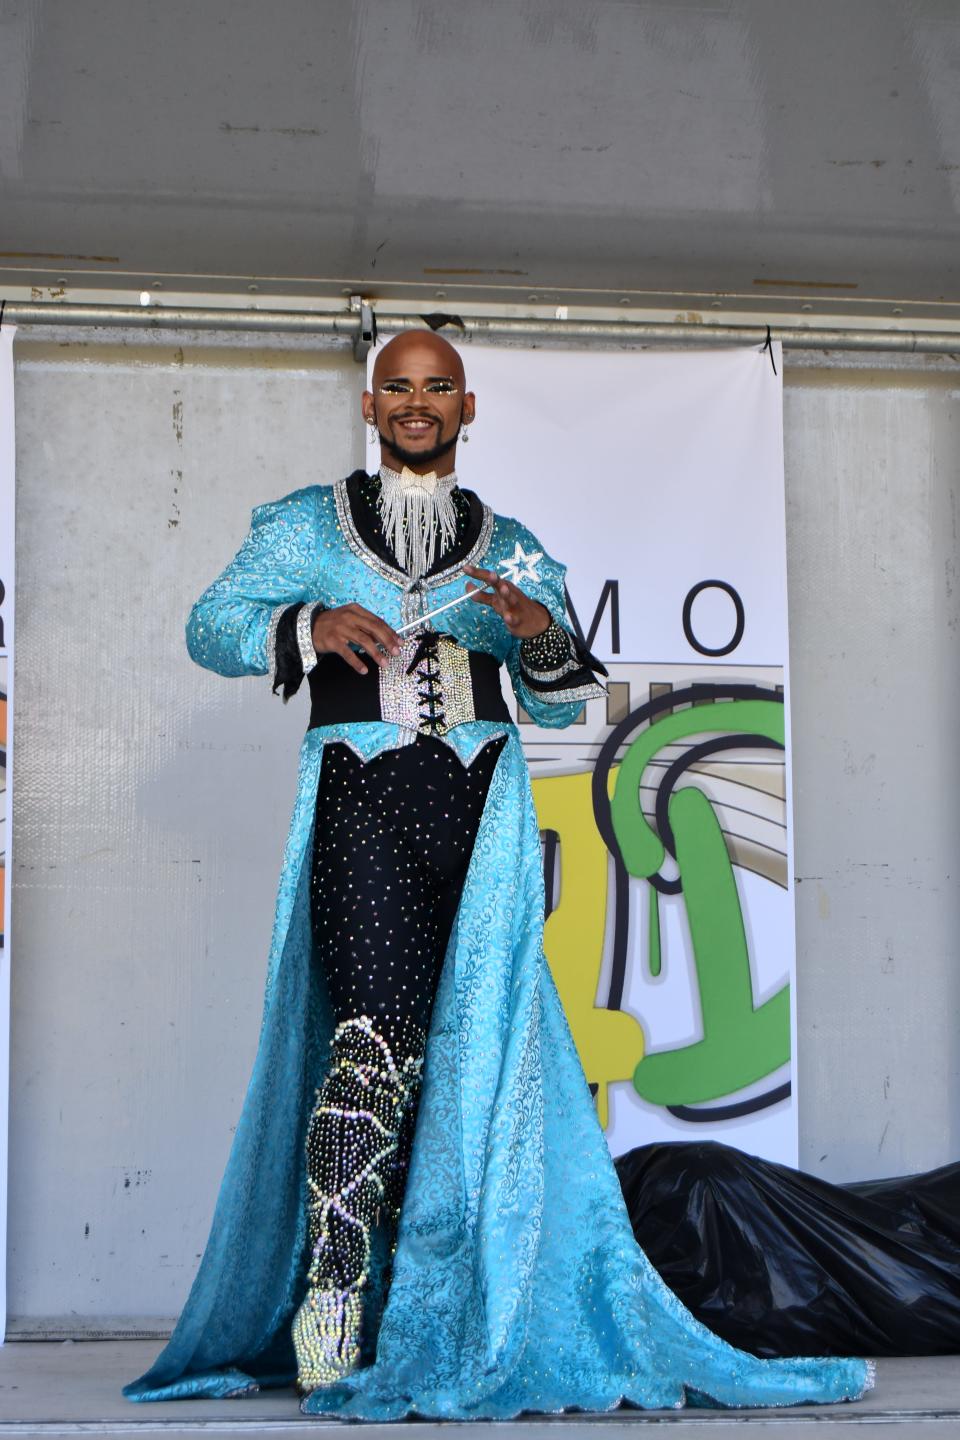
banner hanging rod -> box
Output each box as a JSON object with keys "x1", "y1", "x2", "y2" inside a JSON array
[{"x1": 3, "y1": 301, "x2": 960, "y2": 356}]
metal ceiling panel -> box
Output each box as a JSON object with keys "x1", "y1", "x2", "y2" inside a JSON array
[{"x1": 1, "y1": 0, "x2": 958, "y2": 303}]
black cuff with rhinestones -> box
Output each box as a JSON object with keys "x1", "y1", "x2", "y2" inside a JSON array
[
  {"x1": 519, "y1": 619, "x2": 574, "y2": 672},
  {"x1": 273, "y1": 603, "x2": 327, "y2": 701},
  {"x1": 518, "y1": 618, "x2": 608, "y2": 699}
]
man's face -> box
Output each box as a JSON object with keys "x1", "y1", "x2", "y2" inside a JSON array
[{"x1": 362, "y1": 336, "x2": 475, "y2": 471}]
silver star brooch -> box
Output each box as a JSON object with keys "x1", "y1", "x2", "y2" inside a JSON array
[{"x1": 499, "y1": 542, "x2": 544, "y2": 586}]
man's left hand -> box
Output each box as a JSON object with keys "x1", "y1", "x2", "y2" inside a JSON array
[{"x1": 463, "y1": 565, "x2": 551, "y2": 639}]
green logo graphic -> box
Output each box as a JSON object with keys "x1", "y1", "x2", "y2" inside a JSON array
[{"x1": 611, "y1": 699, "x2": 790, "y2": 1108}]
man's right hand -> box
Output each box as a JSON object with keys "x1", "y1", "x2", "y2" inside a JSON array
[{"x1": 311, "y1": 605, "x2": 402, "y2": 675}]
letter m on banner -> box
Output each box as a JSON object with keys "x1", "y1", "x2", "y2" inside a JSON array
[{"x1": 566, "y1": 580, "x2": 620, "y2": 655}]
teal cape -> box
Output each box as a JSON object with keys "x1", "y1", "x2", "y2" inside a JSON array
[{"x1": 125, "y1": 482, "x2": 872, "y2": 1417}]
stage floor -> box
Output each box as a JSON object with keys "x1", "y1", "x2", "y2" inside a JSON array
[{"x1": 0, "y1": 1342, "x2": 958, "y2": 1438}]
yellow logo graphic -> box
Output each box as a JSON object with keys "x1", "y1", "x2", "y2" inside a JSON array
[{"x1": 532, "y1": 767, "x2": 642, "y2": 1129}]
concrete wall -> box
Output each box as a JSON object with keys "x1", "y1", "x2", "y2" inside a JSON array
[
  {"x1": 8, "y1": 332, "x2": 364, "y2": 1333},
  {"x1": 786, "y1": 354, "x2": 960, "y2": 1179},
  {"x1": 7, "y1": 332, "x2": 959, "y2": 1331}
]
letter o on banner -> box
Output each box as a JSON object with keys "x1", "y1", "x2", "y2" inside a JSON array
[{"x1": 682, "y1": 580, "x2": 745, "y2": 657}]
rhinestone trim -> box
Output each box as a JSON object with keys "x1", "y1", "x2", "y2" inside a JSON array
[
  {"x1": 521, "y1": 655, "x2": 582, "y2": 684},
  {"x1": 529, "y1": 679, "x2": 607, "y2": 706},
  {"x1": 266, "y1": 602, "x2": 291, "y2": 675},
  {"x1": 400, "y1": 585, "x2": 427, "y2": 630},
  {"x1": 333, "y1": 479, "x2": 494, "y2": 590},
  {"x1": 379, "y1": 462, "x2": 459, "y2": 488},
  {"x1": 297, "y1": 603, "x2": 319, "y2": 675},
  {"x1": 458, "y1": 728, "x2": 510, "y2": 767}
]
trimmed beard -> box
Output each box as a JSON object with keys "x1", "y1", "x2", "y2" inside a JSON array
[
  {"x1": 377, "y1": 427, "x2": 458, "y2": 470},
  {"x1": 377, "y1": 403, "x2": 463, "y2": 470}
]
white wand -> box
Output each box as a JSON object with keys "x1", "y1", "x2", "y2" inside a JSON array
[
  {"x1": 394, "y1": 544, "x2": 544, "y2": 636},
  {"x1": 395, "y1": 584, "x2": 492, "y2": 636}
]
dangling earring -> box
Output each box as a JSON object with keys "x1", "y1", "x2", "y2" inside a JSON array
[
  {"x1": 460, "y1": 423, "x2": 470, "y2": 443},
  {"x1": 366, "y1": 417, "x2": 378, "y2": 444}
]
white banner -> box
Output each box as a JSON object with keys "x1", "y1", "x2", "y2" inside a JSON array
[
  {"x1": 373, "y1": 339, "x2": 796, "y2": 1166},
  {"x1": 0, "y1": 321, "x2": 15, "y2": 1341}
]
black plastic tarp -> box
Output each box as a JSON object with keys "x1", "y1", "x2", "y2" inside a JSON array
[{"x1": 616, "y1": 1140, "x2": 960, "y2": 1356}]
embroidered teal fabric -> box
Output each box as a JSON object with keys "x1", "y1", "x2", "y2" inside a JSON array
[{"x1": 124, "y1": 485, "x2": 872, "y2": 1416}]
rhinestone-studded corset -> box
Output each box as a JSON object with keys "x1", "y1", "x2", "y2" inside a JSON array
[
  {"x1": 404, "y1": 631, "x2": 448, "y2": 733},
  {"x1": 307, "y1": 630, "x2": 512, "y2": 738}
]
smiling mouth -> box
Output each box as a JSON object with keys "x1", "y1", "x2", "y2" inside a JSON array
[{"x1": 393, "y1": 416, "x2": 440, "y2": 436}]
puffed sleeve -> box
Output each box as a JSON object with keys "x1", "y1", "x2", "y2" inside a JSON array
[
  {"x1": 502, "y1": 533, "x2": 607, "y2": 730},
  {"x1": 185, "y1": 488, "x2": 322, "y2": 679}
]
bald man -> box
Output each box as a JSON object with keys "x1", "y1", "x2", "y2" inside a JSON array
[
  {"x1": 280, "y1": 332, "x2": 606, "y2": 1389},
  {"x1": 149, "y1": 331, "x2": 604, "y2": 1401}
]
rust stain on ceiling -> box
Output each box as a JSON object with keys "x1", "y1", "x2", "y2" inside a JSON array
[
  {"x1": 0, "y1": 250, "x2": 120, "y2": 263},
  {"x1": 423, "y1": 267, "x2": 527, "y2": 276},
  {"x1": 753, "y1": 278, "x2": 859, "y2": 290},
  {"x1": 220, "y1": 122, "x2": 322, "y2": 137}
]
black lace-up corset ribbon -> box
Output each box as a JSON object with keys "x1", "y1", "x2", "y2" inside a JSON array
[{"x1": 308, "y1": 631, "x2": 511, "y2": 737}]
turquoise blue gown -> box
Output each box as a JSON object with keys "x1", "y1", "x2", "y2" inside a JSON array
[{"x1": 125, "y1": 480, "x2": 873, "y2": 1418}]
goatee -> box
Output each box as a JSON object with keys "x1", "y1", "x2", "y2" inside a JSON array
[{"x1": 378, "y1": 428, "x2": 458, "y2": 470}]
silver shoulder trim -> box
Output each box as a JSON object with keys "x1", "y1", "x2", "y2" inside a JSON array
[{"x1": 334, "y1": 479, "x2": 407, "y2": 588}]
